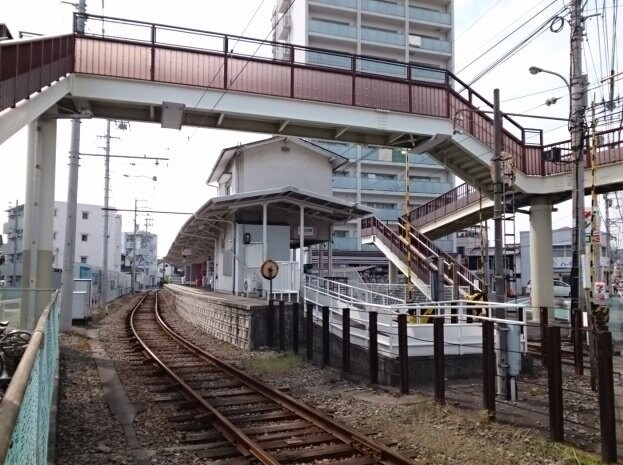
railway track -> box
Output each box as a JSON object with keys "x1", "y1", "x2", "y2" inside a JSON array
[{"x1": 128, "y1": 291, "x2": 418, "y2": 464}]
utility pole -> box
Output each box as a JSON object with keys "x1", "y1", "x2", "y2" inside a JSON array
[
  {"x1": 493, "y1": 89, "x2": 505, "y2": 307},
  {"x1": 132, "y1": 199, "x2": 138, "y2": 294},
  {"x1": 604, "y1": 193, "x2": 612, "y2": 287},
  {"x1": 492, "y1": 88, "x2": 510, "y2": 400},
  {"x1": 101, "y1": 119, "x2": 111, "y2": 312},
  {"x1": 568, "y1": 0, "x2": 589, "y2": 376},
  {"x1": 404, "y1": 151, "x2": 413, "y2": 301},
  {"x1": 11, "y1": 201, "x2": 18, "y2": 287},
  {"x1": 60, "y1": 118, "x2": 81, "y2": 330},
  {"x1": 59, "y1": 0, "x2": 86, "y2": 330}
]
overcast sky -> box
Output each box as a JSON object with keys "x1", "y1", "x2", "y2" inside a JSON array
[{"x1": 1, "y1": 0, "x2": 621, "y2": 257}]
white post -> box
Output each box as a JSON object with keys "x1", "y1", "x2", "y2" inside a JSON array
[
  {"x1": 60, "y1": 118, "x2": 81, "y2": 330},
  {"x1": 300, "y1": 206, "x2": 305, "y2": 298},
  {"x1": 530, "y1": 197, "x2": 555, "y2": 321},
  {"x1": 388, "y1": 261, "x2": 398, "y2": 285},
  {"x1": 262, "y1": 202, "x2": 268, "y2": 261}
]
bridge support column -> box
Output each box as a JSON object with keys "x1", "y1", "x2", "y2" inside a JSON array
[
  {"x1": 22, "y1": 115, "x2": 56, "y2": 329},
  {"x1": 388, "y1": 262, "x2": 398, "y2": 285},
  {"x1": 530, "y1": 197, "x2": 554, "y2": 323}
]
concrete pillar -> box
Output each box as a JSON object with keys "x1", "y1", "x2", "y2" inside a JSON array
[
  {"x1": 530, "y1": 197, "x2": 554, "y2": 321},
  {"x1": 22, "y1": 116, "x2": 56, "y2": 329},
  {"x1": 328, "y1": 224, "x2": 334, "y2": 275},
  {"x1": 262, "y1": 203, "x2": 268, "y2": 262},
  {"x1": 388, "y1": 261, "x2": 398, "y2": 285}
]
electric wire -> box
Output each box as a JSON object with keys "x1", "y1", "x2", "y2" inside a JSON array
[
  {"x1": 457, "y1": 0, "x2": 560, "y2": 76},
  {"x1": 467, "y1": 5, "x2": 568, "y2": 87}
]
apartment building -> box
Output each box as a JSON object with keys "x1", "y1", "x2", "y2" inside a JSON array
[
  {"x1": 272, "y1": 0, "x2": 456, "y2": 266},
  {"x1": 0, "y1": 201, "x2": 123, "y2": 287},
  {"x1": 124, "y1": 230, "x2": 159, "y2": 288}
]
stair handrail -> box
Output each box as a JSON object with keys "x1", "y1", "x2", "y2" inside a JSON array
[{"x1": 397, "y1": 218, "x2": 483, "y2": 291}]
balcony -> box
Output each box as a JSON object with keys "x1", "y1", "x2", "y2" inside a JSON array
[
  {"x1": 360, "y1": 58, "x2": 407, "y2": 78},
  {"x1": 309, "y1": 19, "x2": 357, "y2": 40},
  {"x1": 373, "y1": 208, "x2": 403, "y2": 222},
  {"x1": 307, "y1": 50, "x2": 352, "y2": 70},
  {"x1": 310, "y1": 0, "x2": 357, "y2": 9},
  {"x1": 332, "y1": 237, "x2": 378, "y2": 251},
  {"x1": 410, "y1": 36, "x2": 451, "y2": 54},
  {"x1": 409, "y1": 6, "x2": 451, "y2": 26},
  {"x1": 333, "y1": 176, "x2": 452, "y2": 194},
  {"x1": 361, "y1": 0, "x2": 405, "y2": 18},
  {"x1": 361, "y1": 27, "x2": 405, "y2": 46}
]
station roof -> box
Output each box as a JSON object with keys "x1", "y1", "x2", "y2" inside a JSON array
[
  {"x1": 166, "y1": 186, "x2": 373, "y2": 266},
  {"x1": 207, "y1": 136, "x2": 348, "y2": 185}
]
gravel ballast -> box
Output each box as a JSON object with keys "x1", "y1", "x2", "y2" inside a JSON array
[{"x1": 55, "y1": 294, "x2": 601, "y2": 465}]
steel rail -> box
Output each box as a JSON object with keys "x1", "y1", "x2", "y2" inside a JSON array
[
  {"x1": 130, "y1": 292, "x2": 280, "y2": 465},
  {"x1": 153, "y1": 292, "x2": 417, "y2": 465}
]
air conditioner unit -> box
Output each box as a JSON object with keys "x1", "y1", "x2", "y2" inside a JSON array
[
  {"x1": 409, "y1": 35, "x2": 422, "y2": 48},
  {"x1": 542, "y1": 147, "x2": 562, "y2": 163}
]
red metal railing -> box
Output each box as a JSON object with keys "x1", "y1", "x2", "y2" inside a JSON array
[
  {"x1": 0, "y1": 34, "x2": 74, "y2": 113},
  {"x1": 408, "y1": 127, "x2": 623, "y2": 228},
  {"x1": 68, "y1": 13, "x2": 543, "y2": 173},
  {"x1": 361, "y1": 217, "x2": 482, "y2": 294}
]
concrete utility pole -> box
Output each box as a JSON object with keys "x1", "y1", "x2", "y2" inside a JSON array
[
  {"x1": 132, "y1": 199, "x2": 138, "y2": 294},
  {"x1": 11, "y1": 200, "x2": 18, "y2": 286},
  {"x1": 101, "y1": 119, "x2": 111, "y2": 312},
  {"x1": 492, "y1": 89, "x2": 505, "y2": 307},
  {"x1": 568, "y1": 0, "x2": 589, "y2": 374},
  {"x1": 60, "y1": 118, "x2": 81, "y2": 330},
  {"x1": 60, "y1": 0, "x2": 87, "y2": 331},
  {"x1": 492, "y1": 89, "x2": 510, "y2": 400}
]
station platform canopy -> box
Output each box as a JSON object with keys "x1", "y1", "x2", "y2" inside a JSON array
[{"x1": 166, "y1": 185, "x2": 374, "y2": 266}]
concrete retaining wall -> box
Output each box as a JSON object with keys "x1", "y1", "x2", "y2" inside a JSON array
[{"x1": 163, "y1": 285, "x2": 482, "y2": 386}]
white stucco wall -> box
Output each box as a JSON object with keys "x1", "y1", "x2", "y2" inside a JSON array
[{"x1": 239, "y1": 143, "x2": 333, "y2": 195}]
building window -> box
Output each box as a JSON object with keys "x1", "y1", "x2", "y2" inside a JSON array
[
  {"x1": 334, "y1": 230, "x2": 349, "y2": 238},
  {"x1": 80, "y1": 256, "x2": 88, "y2": 264},
  {"x1": 81, "y1": 234, "x2": 88, "y2": 242},
  {"x1": 82, "y1": 211, "x2": 89, "y2": 220}
]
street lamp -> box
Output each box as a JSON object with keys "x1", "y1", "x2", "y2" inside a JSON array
[
  {"x1": 529, "y1": 64, "x2": 586, "y2": 356},
  {"x1": 124, "y1": 175, "x2": 157, "y2": 181}
]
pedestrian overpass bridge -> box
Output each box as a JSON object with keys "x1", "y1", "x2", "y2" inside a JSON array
[{"x1": 2, "y1": 13, "x2": 623, "y2": 300}]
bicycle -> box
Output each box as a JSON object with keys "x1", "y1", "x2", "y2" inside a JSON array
[{"x1": 0, "y1": 322, "x2": 32, "y2": 390}]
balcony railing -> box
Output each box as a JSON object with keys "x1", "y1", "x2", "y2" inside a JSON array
[
  {"x1": 361, "y1": 27, "x2": 405, "y2": 46},
  {"x1": 332, "y1": 237, "x2": 378, "y2": 251},
  {"x1": 309, "y1": 19, "x2": 357, "y2": 39},
  {"x1": 409, "y1": 6, "x2": 451, "y2": 25},
  {"x1": 361, "y1": 0, "x2": 405, "y2": 17},
  {"x1": 310, "y1": 0, "x2": 357, "y2": 9},
  {"x1": 333, "y1": 176, "x2": 452, "y2": 194}
]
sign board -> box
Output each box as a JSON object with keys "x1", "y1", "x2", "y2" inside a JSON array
[
  {"x1": 296, "y1": 226, "x2": 315, "y2": 238},
  {"x1": 182, "y1": 248, "x2": 192, "y2": 257}
]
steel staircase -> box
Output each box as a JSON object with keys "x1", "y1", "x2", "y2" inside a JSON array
[{"x1": 361, "y1": 217, "x2": 483, "y2": 300}]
